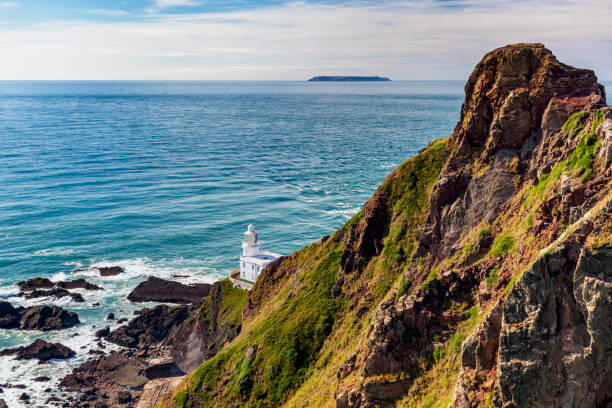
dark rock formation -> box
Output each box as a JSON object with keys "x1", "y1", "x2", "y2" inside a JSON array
[
  {"x1": 127, "y1": 276, "x2": 211, "y2": 304},
  {"x1": 0, "y1": 302, "x2": 79, "y2": 330},
  {"x1": 19, "y1": 288, "x2": 85, "y2": 302},
  {"x1": 171, "y1": 279, "x2": 245, "y2": 373},
  {"x1": 0, "y1": 339, "x2": 75, "y2": 361},
  {"x1": 60, "y1": 352, "x2": 148, "y2": 400},
  {"x1": 107, "y1": 304, "x2": 190, "y2": 349},
  {"x1": 73, "y1": 266, "x2": 124, "y2": 276},
  {"x1": 18, "y1": 305, "x2": 80, "y2": 331},
  {"x1": 95, "y1": 326, "x2": 110, "y2": 338},
  {"x1": 17, "y1": 277, "x2": 102, "y2": 291}
]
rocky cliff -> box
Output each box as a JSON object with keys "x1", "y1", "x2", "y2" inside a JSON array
[{"x1": 165, "y1": 44, "x2": 611, "y2": 408}]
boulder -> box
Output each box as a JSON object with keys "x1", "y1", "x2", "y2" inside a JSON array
[
  {"x1": 57, "y1": 278, "x2": 103, "y2": 291},
  {"x1": 73, "y1": 266, "x2": 124, "y2": 277},
  {"x1": 0, "y1": 339, "x2": 75, "y2": 361},
  {"x1": 19, "y1": 305, "x2": 80, "y2": 331},
  {"x1": 127, "y1": 276, "x2": 211, "y2": 304},
  {"x1": 95, "y1": 326, "x2": 110, "y2": 338},
  {"x1": 107, "y1": 304, "x2": 190, "y2": 348},
  {"x1": 0, "y1": 301, "x2": 20, "y2": 329},
  {"x1": 19, "y1": 288, "x2": 85, "y2": 302},
  {"x1": 16, "y1": 277, "x2": 55, "y2": 291},
  {"x1": 98, "y1": 266, "x2": 124, "y2": 277}
]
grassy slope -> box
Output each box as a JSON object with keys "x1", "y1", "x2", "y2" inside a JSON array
[
  {"x1": 165, "y1": 137, "x2": 448, "y2": 408},
  {"x1": 166, "y1": 108, "x2": 609, "y2": 408}
]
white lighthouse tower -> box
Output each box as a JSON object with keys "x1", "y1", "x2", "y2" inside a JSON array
[{"x1": 233, "y1": 225, "x2": 281, "y2": 288}]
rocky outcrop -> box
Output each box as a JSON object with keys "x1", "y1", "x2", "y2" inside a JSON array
[
  {"x1": 416, "y1": 43, "x2": 605, "y2": 267},
  {"x1": 17, "y1": 277, "x2": 102, "y2": 291},
  {"x1": 107, "y1": 304, "x2": 190, "y2": 349},
  {"x1": 0, "y1": 301, "x2": 79, "y2": 330},
  {"x1": 127, "y1": 276, "x2": 211, "y2": 304},
  {"x1": 19, "y1": 288, "x2": 85, "y2": 302},
  {"x1": 171, "y1": 279, "x2": 246, "y2": 373},
  {"x1": 332, "y1": 44, "x2": 610, "y2": 408},
  {"x1": 60, "y1": 352, "x2": 149, "y2": 405},
  {"x1": 73, "y1": 265, "x2": 124, "y2": 276},
  {"x1": 0, "y1": 339, "x2": 75, "y2": 361},
  {"x1": 493, "y1": 243, "x2": 611, "y2": 407}
]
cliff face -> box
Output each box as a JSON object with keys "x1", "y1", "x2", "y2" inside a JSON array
[{"x1": 166, "y1": 44, "x2": 611, "y2": 408}]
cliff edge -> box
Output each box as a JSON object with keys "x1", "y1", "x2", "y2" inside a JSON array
[{"x1": 165, "y1": 43, "x2": 611, "y2": 408}]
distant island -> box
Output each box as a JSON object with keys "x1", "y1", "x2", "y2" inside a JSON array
[{"x1": 308, "y1": 76, "x2": 391, "y2": 82}]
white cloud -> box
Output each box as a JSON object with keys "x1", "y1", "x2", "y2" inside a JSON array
[
  {"x1": 0, "y1": 1, "x2": 19, "y2": 8},
  {"x1": 0, "y1": 0, "x2": 610, "y2": 80},
  {"x1": 88, "y1": 9, "x2": 130, "y2": 16},
  {"x1": 146, "y1": 0, "x2": 199, "y2": 12}
]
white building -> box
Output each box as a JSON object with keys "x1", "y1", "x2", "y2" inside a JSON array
[{"x1": 238, "y1": 225, "x2": 281, "y2": 284}]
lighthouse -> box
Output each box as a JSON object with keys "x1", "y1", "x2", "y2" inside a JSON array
[{"x1": 232, "y1": 225, "x2": 281, "y2": 289}]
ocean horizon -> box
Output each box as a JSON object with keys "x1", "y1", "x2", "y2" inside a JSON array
[{"x1": 0, "y1": 78, "x2": 609, "y2": 406}]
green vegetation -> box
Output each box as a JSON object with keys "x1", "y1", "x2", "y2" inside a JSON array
[
  {"x1": 421, "y1": 269, "x2": 438, "y2": 291},
  {"x1": 523, "y1": 110, "x2": 604, "y2": 209},
  {"x1": 488, "y1": 234, "x2": 515, "y2": 257},
  {"x1": 562, "y1": 111, "x2": 589, "y2": 139},
  {"x1": 397, "y1": 278, "x2": 412, "y2": 298},
  {"x1": 432, "y1": 346, "x2": 446, "y2": 364},
  {"x1": 478, "y1": 226, "x2": 490, "y2": 240},
  {"x1": 170, "y1": 138, "x2": 450, "y2": 408},
  {"x1": 485, "y1": 270, "x2": 499, "y2": 288}
]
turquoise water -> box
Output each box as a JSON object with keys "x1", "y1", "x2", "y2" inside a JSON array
[{"x1": 0, "y1": 80, "x2": 463, "y2": 404}]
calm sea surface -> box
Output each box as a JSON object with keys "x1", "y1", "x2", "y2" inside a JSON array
[{"x1": 0, "y1": 80, "x2": 463, "y2": 403}]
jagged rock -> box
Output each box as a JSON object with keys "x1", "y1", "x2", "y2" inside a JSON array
[
  {"x1": 141, "y1": 361, "x2": 184, "y2": 380},
  {"x1": 107, "y1": 304, "x2": 190, "y2": 348},
  {"x1": 95, "y1": 326, "x2": 110, "y2": 338},
  {"x1": 60, "y1": 352, "x2": 148, "y2": 392},
  {"x1": 106, "y1": 313, "x2": 114, "y2": 320},
  {"x1": 0, "y1": 339, "x2": 75, "y2": 361},
  {"x1": 0, "y1": 301, "x2": 21, "y2": 328},
  {"x1": 19, "y1": 288, "x2": 85, "y2": 302},
  {"x1": 495, "y1": 245, "x2": 612, "y2": 407},
  {"x1": 73, "y1": 266, "x2": 124, "y2": 277},
  {"x1": 57, "y1": 278, "x2": 103, "y2": 291},
  {"x1": 18, "y1": 305, "x2": 80, "y2": 331},
  {"x1": 0, "y1": 302, "x2": 79, "y2": 331},
  {"x1": 16, "y1": 277, "x2": 55, "y2": 291},
  {"x1": 127, "y1": 276, "x2": 211, "y2": 304},
  {"x1": 17, "y1": 277, "x2": 102, "y2": 291}
]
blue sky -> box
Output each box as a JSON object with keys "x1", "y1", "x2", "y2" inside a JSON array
[{"x1": 0, "y1": 0, "x2": 610, "y2": 80}]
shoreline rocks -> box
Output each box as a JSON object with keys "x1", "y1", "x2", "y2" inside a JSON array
[
  {"x1": 127, "y1": 276, "x2": 211, "y2": 304},
  {"x1": 73, "y1": 266, "x2": 124, "y2": 277},
  {"x1": 17, "y1": 277, "x2": 102, "y2": 291},
  {"x1": 0, "y1": 301, "x2": 80, "y2": 331},
  {"x1": 0, "y1": 339, "x2": 75, "y2": 361},
  {"x1": 19, "y1": 288, "x2": 85, "y2": 302}
]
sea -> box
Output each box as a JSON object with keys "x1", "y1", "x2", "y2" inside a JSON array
[{"x1": 0, "y1": 80, "x2": 464, "y2": 405}]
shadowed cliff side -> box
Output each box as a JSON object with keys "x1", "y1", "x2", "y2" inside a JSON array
[{"x1": 164, "y1": 43, "x2": 611, "y2": 408}]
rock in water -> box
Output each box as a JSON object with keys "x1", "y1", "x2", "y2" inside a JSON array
[
  {"x1": 17, "y1": 277, "x2": 102, "y2": 291},
  {"x1": 95, "y1": 326, "x2": 110, "y2": 338},
  {"x1": 19, "y1": 305, "x2": 80, "y2": 331},
  {"x1": 0, "y1": 339, "x2": 75, "y2": 361},
  {"x1": 73, "y1": 265, "x2": 124, "y2": 276},
  {"x1": 127, "y1": 276, "x2": 211, "y2": 304},
  {"x1": 16, "y1": 277, "x2": 55, "y2": 291},
  {"x1": 0, "y1": 302, "x2": 20, "y2": 329},
  {"x1": 57, "y1": 278, "x2": 102, "y2": 290},
  {"x1": 98, "y1": 266, "x2": 124, "y2": 276},
  {"x1": 19, "y1": 288, "x2": 85, "y2": 302},
  {"x1": 107, "y1": 304, "x2": 190, "y2": 348}
]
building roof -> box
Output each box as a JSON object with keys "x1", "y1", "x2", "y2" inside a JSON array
[{"x1": 240, "y1": 250, "x2": 281, "y2": 265}]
